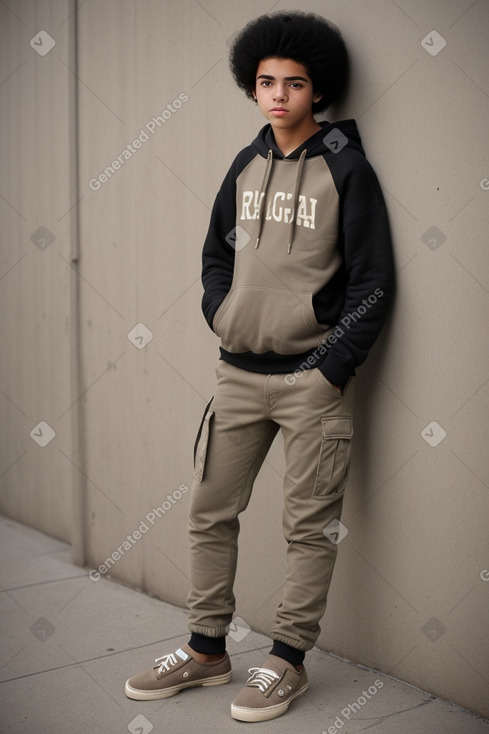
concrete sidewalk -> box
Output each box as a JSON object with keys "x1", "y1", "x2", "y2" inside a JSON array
[{"x1": 1, "y1": 515, "x2": 488, "y2": 734}]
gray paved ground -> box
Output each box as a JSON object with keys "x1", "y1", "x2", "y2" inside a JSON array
[{"x1": 1, "y1": 514, "x2": 488, "y2": 733}]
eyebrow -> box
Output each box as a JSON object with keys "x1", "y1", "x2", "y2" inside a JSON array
[{"x1": 256, "y1": 74, "x2": 309, "y2": 82}]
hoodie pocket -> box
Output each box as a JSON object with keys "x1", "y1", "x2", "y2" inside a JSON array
[{"x1": 212, "y1": 286, "x2": 324, "y2": 354}]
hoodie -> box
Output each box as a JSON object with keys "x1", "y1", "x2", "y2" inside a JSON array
[{"x1": 201, "y1": 119, "x2": 395, "y2": 387}]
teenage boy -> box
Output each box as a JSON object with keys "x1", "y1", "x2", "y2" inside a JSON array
[{"x1": 126, "y1": 11, "x2": 394, "y2": 723}]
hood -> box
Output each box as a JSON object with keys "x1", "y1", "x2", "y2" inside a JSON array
[
  {"x1": 251, "y1": 119, "x2": 365, "y2": 160},
  {"x1": 249, "y1": 120, "x2": 365, "y2": 253}
]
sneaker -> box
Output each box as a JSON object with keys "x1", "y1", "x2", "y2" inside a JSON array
[
  {"x1": 230, "y1": 654, "x2": 308, "y2": 722},
  {"x1": 125, "y1": 643, "x2": 232, "y2": 700}
]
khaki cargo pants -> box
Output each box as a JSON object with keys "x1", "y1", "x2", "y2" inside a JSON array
[{"x1": 187, "y1": 360, "x2": 354, "y2": 652}]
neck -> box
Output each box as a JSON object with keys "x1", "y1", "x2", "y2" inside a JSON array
[{"x1": 272, "y1": 119, "x2": 322, "y2": 157}]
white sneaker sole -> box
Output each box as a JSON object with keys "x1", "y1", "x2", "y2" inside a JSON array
[
  {"x1": 230, "y1": 682, "x2": 309, "y2": 722},
  {"x1": 125, "y1": 670, "x2": 232, "y2": 700}
]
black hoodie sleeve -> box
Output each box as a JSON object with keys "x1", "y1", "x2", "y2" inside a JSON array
[
  {"x1": 201, "y1": 148, "x2": 256, "y2": 330},
  {"x1": 318, "y1": 150, "x2": 395, "y2": 387}
]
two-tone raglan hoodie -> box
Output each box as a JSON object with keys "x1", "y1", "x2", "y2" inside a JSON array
[{"x1": 201, "y1": 119, "x2": 395, "y2": 388}]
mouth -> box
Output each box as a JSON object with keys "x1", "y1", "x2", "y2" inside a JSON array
[{"x1": 270, "y1": 108, "x2": 288, "y2": 116}]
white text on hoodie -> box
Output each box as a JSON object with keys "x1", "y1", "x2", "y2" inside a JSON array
[{"x1": 240, "y1": 191, "x2": 317, "y2": 229}]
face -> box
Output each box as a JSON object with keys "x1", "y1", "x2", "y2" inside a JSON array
[{"x1": 253, "y1": 57, "x2": 323, "y2": 131}]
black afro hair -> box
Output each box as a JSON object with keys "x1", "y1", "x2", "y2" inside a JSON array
[{"x1": 229, "y1": 11, "x2": 349, "y2": 114}]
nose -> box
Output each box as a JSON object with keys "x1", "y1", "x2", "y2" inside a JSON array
[{"x1": 273, "y1": 84, "x2": 287, "y2": 102}]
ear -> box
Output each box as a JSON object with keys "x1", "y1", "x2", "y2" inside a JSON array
[{"x1": 313, "y1": 91, "x2": 323, "y2": 104}]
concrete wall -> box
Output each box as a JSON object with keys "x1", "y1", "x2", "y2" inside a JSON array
[
  {"x1": 1, "y1": 0, "x2": 488, "y2": 718},
  {"x1": 0, "y1": 0, "x2": 78, "y2": 543}
]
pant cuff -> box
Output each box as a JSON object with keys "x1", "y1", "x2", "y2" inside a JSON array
[
  {"x1": 188, "y1": 622, "x2": 230, "y2": 639},
  {"x1": 269, "y1": 631, "x2": 313, "y2": 652}
]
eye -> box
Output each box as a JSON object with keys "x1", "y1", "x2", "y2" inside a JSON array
[
  {"x1": 290, "y1": 82, "x2": 303, "y2": 89},
  {"x1": 260, "y1": 80, "x2": 272, "y2": 87}
]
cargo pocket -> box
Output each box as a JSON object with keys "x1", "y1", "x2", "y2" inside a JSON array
[
  {"x1": 312, "y1": 416, "x2": 353, "y2": 502},
  {"x1": 193, "y1": 397, "x2": 214, "y2": 483}
]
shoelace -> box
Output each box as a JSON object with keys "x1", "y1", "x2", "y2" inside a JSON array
[
  {"x1": 154, "y1": 647, "x2": 189, "y2": 674},
  {"x1": 154, "y1": 653, "x2": 179, "y2": 674},
  {"x1": 246, "y1": 666, "x2": 280, "y2": 693}
]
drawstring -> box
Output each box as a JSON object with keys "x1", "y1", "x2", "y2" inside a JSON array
[
  {"x1": 287, "y1": 148, "x2": 306, "y2": 254},
  {"x1": 255, "y1": 150, "x2": 273, "y2": 249},
  {"x1": 254, "y1": 147, "x2": 307, "y2": 253}
]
